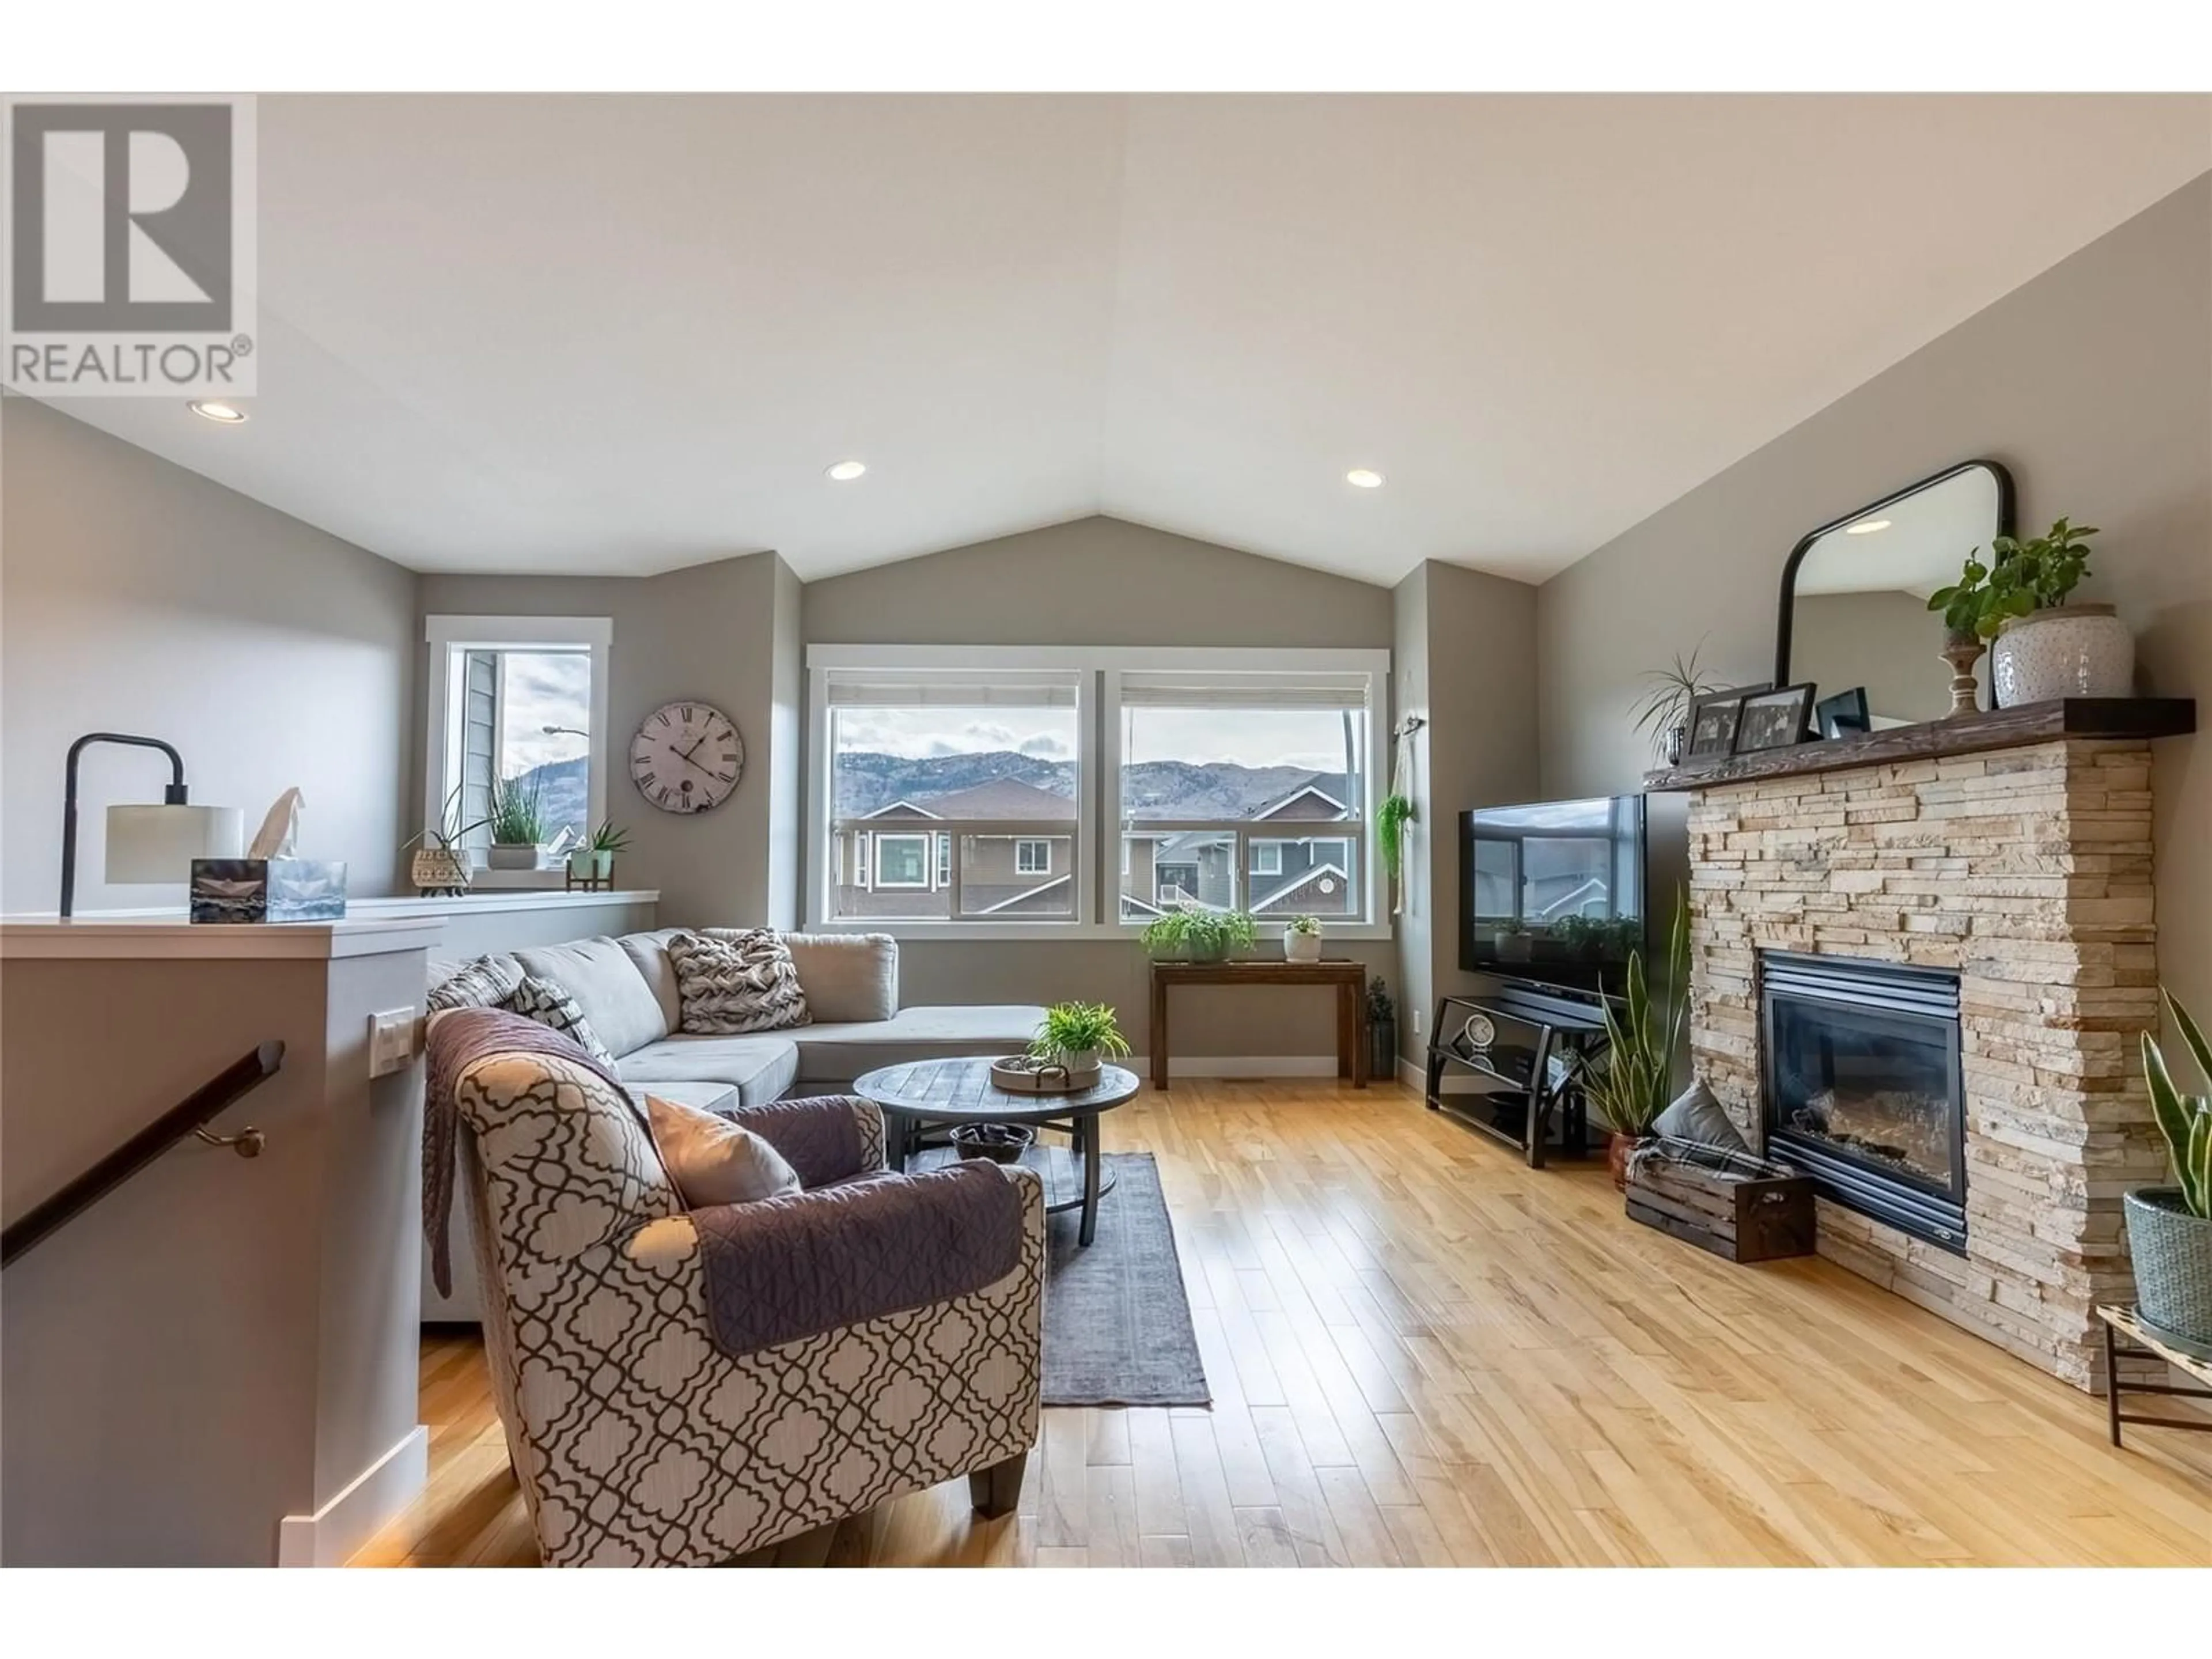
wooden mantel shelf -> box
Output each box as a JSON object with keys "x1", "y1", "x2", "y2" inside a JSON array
[{"x1": 1643, "y1": 697, "x2": 2195, "y2": 793}]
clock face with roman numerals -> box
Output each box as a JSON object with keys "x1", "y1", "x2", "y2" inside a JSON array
[{"x1": 630, "y1": 701, "x2": 743, "y2": 815}]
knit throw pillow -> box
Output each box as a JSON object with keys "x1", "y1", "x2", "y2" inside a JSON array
[
  {"x1": 427, "y1": 953, "x2": 523, "y2": 1013},
  {"x1": 668, "y1": 929, "x2": 812, "y2": 1035},
  {"x1": 503, "y1": 973, "x2": 618, "y2": 1065}
]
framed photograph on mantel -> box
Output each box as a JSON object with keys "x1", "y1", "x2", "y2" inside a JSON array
[
  {"x1": 1735, "y1": 683, "x2": 1818, "y2": 754},
  {"x1": 1683, "y1": 685, "x2": 1767, "y2": 762}
]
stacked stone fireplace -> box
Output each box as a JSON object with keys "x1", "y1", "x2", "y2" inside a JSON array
[{"x1": 1684, "y1": 738, "x2": 2169, "y2": 1389}]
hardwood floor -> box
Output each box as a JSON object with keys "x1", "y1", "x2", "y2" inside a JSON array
[{"x1": 354, "y1": 1079, "x2": 2212, "y2": 1567}]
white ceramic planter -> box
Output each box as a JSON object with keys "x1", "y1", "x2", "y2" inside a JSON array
[
  {"x1": 1285, "y1": 928, "x2": 1323, "y2": 963},
  {"x1": 487, "y1": 843, "x2": 541, "y2": 870},
  {"x1": 1990, "y1": 603, "x2": 2134, "y2": 706}
]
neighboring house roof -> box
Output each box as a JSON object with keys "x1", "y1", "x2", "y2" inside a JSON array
[
  {"x1": 1248, "y1": 773, "x2": 1355, "y2": 821},
  {"x1": 1532, "y1": 875, "x2": 1609, "y2": 920},
  {"x1": 902, "y1": 777, "x2": 1077, "y2": 821},
  {"x1": 862, "y1": 797, "x2": 941, "y2": 819},
  {"x1": 1250, "y1": 861, "x2": 1349, "y2": 915},
  {"x1": 973, "y1": 873, "x2": 1074, "y2": 915}
]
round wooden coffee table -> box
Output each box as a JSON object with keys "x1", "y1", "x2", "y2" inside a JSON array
[{"x1": 853, "y1": 1057, "x2": 1139, "y2": 1246}]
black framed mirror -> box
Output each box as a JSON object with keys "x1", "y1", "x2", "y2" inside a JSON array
[{"x1": 1775, "y1": 460, "x2": 2015, "y2": 729}]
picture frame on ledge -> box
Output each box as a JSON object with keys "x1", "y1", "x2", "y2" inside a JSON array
[
  {"x1": 1735, "y1": 683, "x2": 1818, "y2": 754},
  {"x1": 1683, "y1": 685, "x2": 1768, "y2": 763},
  {"x1": 1815, "y1": 686, "x2": 1872, "y2": 740}
]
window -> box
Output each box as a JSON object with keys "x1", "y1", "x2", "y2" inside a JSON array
[
  {"x1": 806, "y1": 646, "x2": 1383, "y2": 936},
  {"x1": 1112, "y1": 660, "x2": 1379, "y2": 925},
  {"x1": 874, "y1": 834, "x2": 931, "y2": 888},
  {"x1": 424, "y1": 616, "x2": 611, "y2": 879},
  {"x1": 813, "y1": 653, "x2": 1088, "y2": 925}
]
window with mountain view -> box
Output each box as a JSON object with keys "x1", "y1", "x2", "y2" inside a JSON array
[
  {"x1": 823, "y1": 666, "x2": 1083, "y2": 922},
  {"x1": 1114, "y1": 668, "x2": 1370, "y2": 923},
  {"x1": 426, "y1": 617, "x2": 609, "y2": 875}
]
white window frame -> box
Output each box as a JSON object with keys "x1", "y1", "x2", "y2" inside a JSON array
[
  {"x1": 423, "y1": 616, "x2": 611, "y2": 890},
  {"x1": 806, "y1": 645, "x2": 1387, "y2": 940},
  {"x1": 1251, "y1": 839, "x2": 1284, "y2": 876},
  {"x1": 1015, "y1": 838, "x2": 1052, "y2": 876},
  {"x1": 873, "y1": 832, "x2": 933, "y2": 889}
]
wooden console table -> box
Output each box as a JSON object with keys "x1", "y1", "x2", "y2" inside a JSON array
[{"x1": 1149, "y1": 959, "x2": 1366, "y2": 1089}]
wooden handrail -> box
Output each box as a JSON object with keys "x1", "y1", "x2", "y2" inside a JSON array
[{"x1": 1, "y1": 1041, "x2": 285, "y2": 1268}]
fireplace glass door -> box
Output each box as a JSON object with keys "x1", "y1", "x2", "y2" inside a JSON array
[{"x1": 1761, "y1": 953, "x2": 1966, "y2": 1249}]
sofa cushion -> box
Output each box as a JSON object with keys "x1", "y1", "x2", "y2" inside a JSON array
[
  {"x1": 645, "y1": 1093, "x2": 802, "y2": 1209},
  {"x1": 779, "y1": 932, "x2": 899, "y2": 1023},
  {"x1": 626, "y1": 1077, "x2": 738, "y2": 1116},
  {"x1": 789, "y1": 1005, "x2": 1048, "y2": 1084},
  {"x1": 616, "y1": 928, "x2": 688, "y2": 1034},
  {"x1": 670, "y1": 929, "x2": 811, "y2": 1035},
  {"x1": 513, "y1": 937, "x2": 670, "y2": 1056},
  {"x1": 618, "y1": 1034, "x2": 801, "y2": 1108}
]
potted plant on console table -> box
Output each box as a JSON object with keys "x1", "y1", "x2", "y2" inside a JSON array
[
  {"x1": 2130, "y1": 990, "x2": 2212, "y2": 1349},
  {"x1": 1585, "y1": 895, "x2": 1690, "y2": 1188},
  {"x1": 1139, "y1": 907, "x2": 1257, "y2": 962}
]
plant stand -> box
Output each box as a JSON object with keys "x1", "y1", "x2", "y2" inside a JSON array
[
  {"x1": 563, "y1": 870, "x2": 615, "y2": 893},
  {"x1": 2098, "y1": 1304, "x2": 2212, "y2": 1453}
]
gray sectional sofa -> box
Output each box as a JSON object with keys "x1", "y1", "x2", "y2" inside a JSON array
[{"x1": 421, "y1": 927, "x2": 1046, "y2": 1320}]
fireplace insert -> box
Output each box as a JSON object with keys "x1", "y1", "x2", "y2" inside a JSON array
[{"x1": 1760, "y1": 952, "x2": 1967, "y2": 1253}]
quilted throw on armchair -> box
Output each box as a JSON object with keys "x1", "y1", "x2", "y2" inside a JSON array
[{"x1": 452, "y1": 1047, "x2": 1043, "y2": 1566}]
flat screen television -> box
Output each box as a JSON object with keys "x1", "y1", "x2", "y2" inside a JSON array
[{"x1": 1460, "y1": 796, "x2": 1649, "y2": 990}]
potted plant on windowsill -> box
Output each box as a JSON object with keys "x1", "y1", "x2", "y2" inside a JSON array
[
  {"x1": 485, "y1": 774, "x2": 547, "y2": 870},
  {"x1": 402, "y1": 785, "x2": 487, "y2": 896},
  {"x1": 1139, "y1": 907, "x2": 1257, "y2": 962},
  {"x1": 568, "y1": 818, "x2": 631, "y2": 883},
  {"x1": 1284, "y1": 914, "x2": 1324, "y2": 963},
  {"x1": 2128, "y1": 989, "x2": 2212, "y2": 1347},
  {"x1": 1030, "y1": 1001, "x2": 1130, "y2": 1078},
  {"x1": 1585, "y1": 892, "x2": 1690, "y2": 1188}
]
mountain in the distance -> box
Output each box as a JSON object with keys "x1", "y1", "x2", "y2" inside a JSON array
[
  {"x1": 831, "y1": 749, "x2": 1331, "y2": 820},
  {"x1": 509, "y1": 755, "x2": 590, "y2": 842}
]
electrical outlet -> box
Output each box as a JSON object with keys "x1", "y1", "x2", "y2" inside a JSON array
[
  {"x1": 1412, "y1": 1008, "x2": 1423, "y2": 1036},
  {"x1": 369, "y1": 1008, "x2": 419, "y2": 1078}
]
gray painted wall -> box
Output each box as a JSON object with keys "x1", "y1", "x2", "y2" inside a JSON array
[
  {"x1": 1, "y1": 399, "x2": 418, "y2": 912},
  {"x1": 1537, "y1": 173, "x2": 2212, "y2": 1026},
  {"x1": 1388, "y1": 560, "x2": 1543, "y2": 1069},
  {"x1": 415, "y1": 552, "x2": 802, "y2": 930},
  {"x1": 805, "y1": 516, "x2": 1399, "y2": 1058}
]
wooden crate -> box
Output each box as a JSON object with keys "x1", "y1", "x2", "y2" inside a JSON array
[{"x1": 1625, "y1": 1138, "x2": 1816, "y2": 1263}]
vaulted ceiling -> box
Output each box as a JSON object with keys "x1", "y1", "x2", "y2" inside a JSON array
[{"x1": 46, "y1": 94, "x2": 2212, "y2": 586}]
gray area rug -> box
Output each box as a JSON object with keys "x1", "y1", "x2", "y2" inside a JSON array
[{"x1": 1043, "y1": 1153, "x2": 1210, "y2": 1407}]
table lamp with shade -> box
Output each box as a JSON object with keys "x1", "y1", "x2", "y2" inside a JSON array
[{"x1": 59, "y1": 732, "x2": 242, "y2": 917}]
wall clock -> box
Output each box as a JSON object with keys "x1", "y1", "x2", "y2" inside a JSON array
[{"x1": 630, "y1": 700, "x2": 743, "y2": 815}]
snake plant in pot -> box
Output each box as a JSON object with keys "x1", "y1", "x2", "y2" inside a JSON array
[
  {"x1": 1584, "y1": 893, "x2": 1690, "y2": 1189},
  {"x1": 2129, "y1": 989, "x2": 2212, "y2": 1346}
]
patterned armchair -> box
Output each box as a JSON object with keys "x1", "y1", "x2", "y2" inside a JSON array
[{"x1": 452, "y1": 1049, "x2": 1043, "y2": 1566}]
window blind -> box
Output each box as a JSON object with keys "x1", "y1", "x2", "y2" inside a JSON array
[
  {"x1": 823, "y1": 669, "x2": 1080, "y2": 709},
  {"x1": 1116, "y1": 669, "x2": 1372, "y2": 710}
]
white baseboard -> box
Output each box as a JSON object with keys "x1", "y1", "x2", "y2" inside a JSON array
[
  {"x1": 1396, "y1": 1055, "x2": 1486, "y2": 1096},
  {"x1": 278, "y1": 1423, "x2": 429, "y2": 1567},
  {"x1": 1132, "y1": 1054, "x2": 1343, "y2": 1078}
]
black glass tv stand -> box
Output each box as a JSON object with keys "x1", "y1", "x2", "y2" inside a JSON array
[{"x1": 1423, "y1": 980, "x2": 1612, "y2": 1168}]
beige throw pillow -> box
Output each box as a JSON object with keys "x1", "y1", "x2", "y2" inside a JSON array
[
  {"x1": 644, "y1": 1093, "x2": 802, "y2": 1209},
  {"x1": 668, "y1": 928, "x2": 811, "y2": 1035}
]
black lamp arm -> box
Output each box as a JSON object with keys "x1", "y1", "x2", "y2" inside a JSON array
[{"x1": 60, "y1": 733, "x2": 192, "y2": 919}]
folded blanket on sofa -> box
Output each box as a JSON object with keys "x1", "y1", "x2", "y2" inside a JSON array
[
  {"x1": 423, "y1": 1007, "x2": 632, "y2": 1296},
  {"x1": 690, "y1": 1160, "x2": 1023, "y2": 1356}
]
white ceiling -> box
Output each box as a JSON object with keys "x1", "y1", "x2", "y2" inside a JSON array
[{"x1": 43, "y1": 94, "x2": 2212, "y2": 588}]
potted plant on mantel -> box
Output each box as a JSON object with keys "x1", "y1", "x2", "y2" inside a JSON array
[
  {"x1": 485, "y1": 774, "x2": 547, "y2": 870},
  {"x1": 1584, "y1": 893, "x2": 1690, "y2": 1188},
  {"x1": 1927, "y1": 517, "x2": 2131, "y2": 709},
  {"x1": 1631, "y1": 644, "x2": 1724, "y2": 764},
  {"x1": 1029, "y1": 1001, "x2": 1131, "y2": 1078},
  {"x1": 1139, "y1": 907, "x2": 1257, "y2": 962},
  {"x1": 2130, "y1": 990, "x2": 2212, "y2": 1347}
]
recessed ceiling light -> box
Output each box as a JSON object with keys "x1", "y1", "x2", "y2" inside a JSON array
[
  {"x1": 188, "y1": 400, "x2": 248, "y2": 424},
  {"x1": 1845, "y1": 517, "x2": 1892, "y2": 535},
  {"x1": 825, "y1": 460, "x2": 867, "y2": 482},
  {"x1": 1346, "y1": 468, "x2": 1385, "y2": 489}
]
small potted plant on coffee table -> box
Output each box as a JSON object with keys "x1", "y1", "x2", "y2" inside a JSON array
[
  {"x1": 1031, "y1": 1001, "x2": 1130, "y2": 1079},
  {"x1": 2129, "y1": 989, "x2": 2212, "y2": 1347}
]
